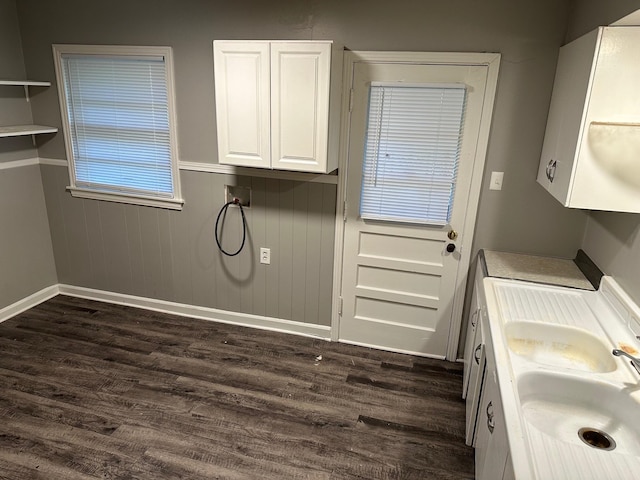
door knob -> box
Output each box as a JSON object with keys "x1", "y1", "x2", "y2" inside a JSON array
[
  {"x1": 446, "y1": 243, "x2": 456, "y2": 253},
  {"x1": 448, "y1": 230, "x2": 458, "y2": 240}
]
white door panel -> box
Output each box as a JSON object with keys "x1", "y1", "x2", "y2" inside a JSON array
[
  {"x1": 339, "y1": 61, "x2": 490, "y2": 358},
  {"x1": 271, "y1": 42, "x2": 331, "y2": 171},
  {"x1": 213, "y1": 42, "x2": 270, "y2": 167}
]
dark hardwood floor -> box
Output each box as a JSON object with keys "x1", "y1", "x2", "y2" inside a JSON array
[{"x1": 0, "y1": 295, "x2": 474, "y2": 479}]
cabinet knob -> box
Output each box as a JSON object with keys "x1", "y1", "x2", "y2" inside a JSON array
[
  {"x1": 546, "y1": 159, "x2": 557, "y2": 183},
  {"x1": 486, "y1": 401, "x2": 495, "y2": 434}
]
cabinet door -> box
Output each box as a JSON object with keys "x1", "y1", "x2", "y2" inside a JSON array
[
  {"x1": 571, "y1": 27, "x2": 640, "y2": 211},
  {"x1": 214, "y1": 41, "x2": 271, "y2": 168},
  {"x1": 465, "y1": 318, "x2": 485, "y2": 446},
  {"x1": 270, "y1": 42, "x2": 331, "y2": 172},
  {"x1": 536, "y1": 29, "x2": 598, "y2": 205},
  {"x1": 476, "y1": 351, "x2": 509, "y2": 480},
  {"x1": 463, "y1": 263, "x2": 483, "y2": 399}
]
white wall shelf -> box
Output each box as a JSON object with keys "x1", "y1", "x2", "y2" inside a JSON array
[
  {"x1": 0, "y1": 80, "x2": 51, "y2": 86},
  {"x1": 1, "y1": 80, "x2": 57, "y2": 144},
  {"x1": 0, "y1": 125, "x2": 58, "y2": 145},
  {"x1": 0, "y1": 125, "x2": 58, "y2": 137},
  {"x1": 0, "y1": 79, "x2": 51, "y2": 102}
]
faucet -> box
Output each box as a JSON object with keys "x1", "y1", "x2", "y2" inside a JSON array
[{"x1": 612, "y1": 349, "x2": 640, "y2": 374}]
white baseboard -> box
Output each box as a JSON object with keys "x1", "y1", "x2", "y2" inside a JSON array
[
  {"x1": 0, "y1": 285, "x2": 60, "y2": 323},
  {"x1": 57, "y1": 284, "x2": 332, "y2": 340},
  {"x1": 337, "y1": 338, "x2": 446, "y2": 360}
]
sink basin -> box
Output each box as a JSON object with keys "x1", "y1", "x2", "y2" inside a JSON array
[
  {"x1": 518, "y1": 372, "x2": 640, "y2": 455},
  {"x1": 504, "y1": 321, "x2": 616, "y2": 372}
]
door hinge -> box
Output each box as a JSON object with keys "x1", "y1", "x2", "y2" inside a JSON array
[
  {"x1": 338, "y1": 296, "x2": 343, "y2": 316},
  {"x1": 349, "y1": 88, "x2": 354, "y2": 112},
  {"x1": 343, "y1": 200, "x2": 347, "y2": 222}
]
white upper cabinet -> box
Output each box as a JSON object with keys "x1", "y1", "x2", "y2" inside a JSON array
[
  {"x1": 213, "y1": 40, "x2": 342, "y2": 174},
  {"x1": 537, "y1": 27, "x2": 640, "y2": 212}
]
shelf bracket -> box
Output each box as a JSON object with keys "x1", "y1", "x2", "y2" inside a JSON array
[
  {"x1": 24, "y1": 85, "x2": 30, "y2": 102},
  {"x1": 31, "y1": 134, "x2": 36, "y2": 146}
]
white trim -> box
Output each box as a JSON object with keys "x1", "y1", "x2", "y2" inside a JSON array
[
  {"x1": 67, "y1": 187, "x2": 184, "y2": 210},
  {"x1": 0, "y1": 283, "x2": 332, "y2": 340},
  {"x1": 38, "y1": 158, "x2": 338, "y2": 185},
  {"x1": 0, "y1": 157, "x2": 40, "y2": 170},
  {"x1": 179, "y1": 161, "x2": 339, "y2": 184},
  {"x1": 0, "y1": 285, "x2": 59, "y2": 323},
  {"x1": 338, "y1": 338, "x2": 445, "y2": 360},
  {"x1": 332, "y1": 51, "x2": 501, "y2": 361},
  {"x1": 40, "y1": 157, "x2": 68, "y2": 167},
  {"x1": 58, "y1": 284, "x2": 332, "y2": 340},
  {"x1": 329, "y1": 53, "x2": 355, "y2": 342},
  {"x1": 445, "y1": 53, "x2": 501, "y2": 361},
  {"x1": 339, "y1": 51, "x2": 501, "y2": 65}
]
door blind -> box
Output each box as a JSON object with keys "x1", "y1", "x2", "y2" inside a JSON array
[
  {"x1": 360, "y1": 83, "x2": 467, "y2": 225},
  {"x1": 61, "y1": 54, "x2": 174, "y2": 197}
]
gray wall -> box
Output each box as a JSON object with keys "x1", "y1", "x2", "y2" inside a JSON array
[
  {"x1": 0, "y1": 0, "x2": 57, "y2": 309},
  {"x1": 17, "y1": 0, "x2": 588, "y2": 258},
  {"x1": 12, "y1": 0, "x2": 593, "y2": 325},
  {"x1": 41, "y1": 166, "x2": 336, "y2": 325},
  {"x1": 566, "y1": 0, "x2": 640, "y2": 306}
]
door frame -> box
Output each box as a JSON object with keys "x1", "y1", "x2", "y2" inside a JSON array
[{"x1": 330, "y1": 51, "x2": 501, "y2": 361}]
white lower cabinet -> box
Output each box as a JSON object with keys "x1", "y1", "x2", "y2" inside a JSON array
[
  {"x1": 464, "y1": 261, "x2": 513, "y2": 479},
  {"x1": 462, "y1": 262, "x2": 483, "y2": 400},
  {"x1": 474, "y1": 324, "x2": 511, "y2": 480}
]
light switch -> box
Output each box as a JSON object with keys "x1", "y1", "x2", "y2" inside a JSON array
[{"x1": 489, "y1": 171, "x2": 504, "y2": 191}]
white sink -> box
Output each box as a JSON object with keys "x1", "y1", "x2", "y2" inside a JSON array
[
  {"x1": 483, "y1": 277, "x2": 640, "y2": 480},
  {"x1": 517, "y1": 371, "x2": 640, "y2": 456},
  {"x1": 504, "y1": 321, "x2": 617, "y2": 373}
]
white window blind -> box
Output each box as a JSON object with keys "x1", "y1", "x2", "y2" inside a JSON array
[
  {"x1": 360, "y1": 83, "x2": 467, "y2": 225},
  {"x1": 59, "y1": 51, "x2": 176, "y2": 201}
]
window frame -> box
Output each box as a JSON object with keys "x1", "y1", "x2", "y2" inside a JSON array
[{"x1": 52, "y1": 44, "x2": 183, "y2": 210}]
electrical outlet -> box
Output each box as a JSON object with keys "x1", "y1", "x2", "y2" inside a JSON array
[{"x1": 260, "y1": 247, "x2": 271, "y2": 265}]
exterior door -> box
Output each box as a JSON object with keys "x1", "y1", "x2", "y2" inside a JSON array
[{"x1": 338, "y1": 56, "x2": 497, "y2": 358}]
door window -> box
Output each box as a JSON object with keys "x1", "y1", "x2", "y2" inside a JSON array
[{"x1": 360, "y1": 83, "x2": 467, "y2": 225}]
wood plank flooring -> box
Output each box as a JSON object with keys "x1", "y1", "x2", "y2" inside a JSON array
[{"x1": 0, "y1": 295, "x2": 474, "y2": 479}]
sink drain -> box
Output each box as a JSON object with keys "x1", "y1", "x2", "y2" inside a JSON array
[{"x1": 578, "y1": 428, "x2": 616, "y2": 451}]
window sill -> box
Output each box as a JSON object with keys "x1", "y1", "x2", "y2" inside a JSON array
[{"x1": 67, "y1": 187, "x2": 184, "y2": 210}]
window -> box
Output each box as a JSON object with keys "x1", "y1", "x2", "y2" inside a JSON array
[
  {"x1": 360, "y1": 83, "x2": 466, "y2": 225},
  {"x1": 53, "y1": 45, "x2": 183, "y2": 209}
]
